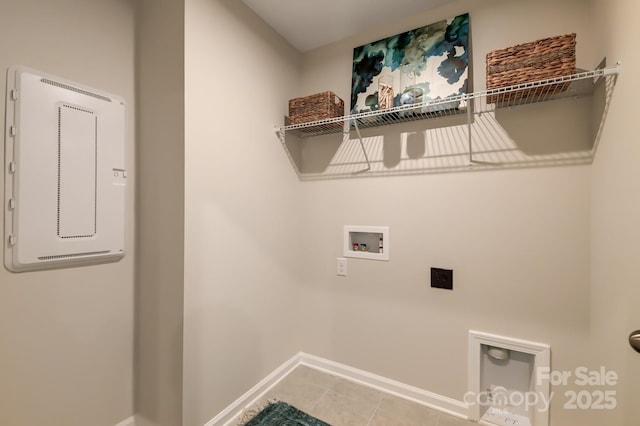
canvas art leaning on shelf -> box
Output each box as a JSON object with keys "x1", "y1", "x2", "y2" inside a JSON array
[{"x1": 351, "y1": 13, "x2": 470, "y2": 114}]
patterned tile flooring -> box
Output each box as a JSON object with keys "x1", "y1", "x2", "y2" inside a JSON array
[{"x1": 249, "y1": 365, "x2": 475, "y2": 426}]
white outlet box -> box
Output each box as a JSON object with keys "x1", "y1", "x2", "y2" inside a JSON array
[{"x1": 343, "y1": 225, "x2": 389, "y2": 261}]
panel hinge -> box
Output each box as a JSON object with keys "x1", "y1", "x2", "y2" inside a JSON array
[
  {"x1": 9, "y1": 125, "x2": 16, "y2": 137},
  {"x1": 8, "y1": 235, "x2": 16, "y2": 246},
  {"x1": 8, "y1": 198, "x2": 16, "y2": 210},
  {"x1": 10, "y1": 89, "x2": 18, "y2": 100},
  {"x1": 8, "y1": 162, "x2": 16, "y2": 173}
]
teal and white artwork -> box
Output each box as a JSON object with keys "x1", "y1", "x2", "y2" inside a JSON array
[{"x1": 351, "y1": 13, "x2": 470, "y2": 113}]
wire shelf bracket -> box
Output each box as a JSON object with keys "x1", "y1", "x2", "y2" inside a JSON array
[{"x1": 274, "y1": 63, "x2": 621, "y2": 179}]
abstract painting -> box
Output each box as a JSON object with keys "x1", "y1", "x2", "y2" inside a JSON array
[{"x1": 351, "y1": 13, "x2": 470, "y2": 113}]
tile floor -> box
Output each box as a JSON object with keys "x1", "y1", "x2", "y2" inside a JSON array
[{"x1": 247, "y1": 365, "x2": 475, "y2": 426}]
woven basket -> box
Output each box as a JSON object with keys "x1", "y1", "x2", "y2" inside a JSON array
[
  {"x1": 486, "y1": 33, "x2": 576, "y2": 103},
  {"x1": 288, "y1": 91, "x2": 344, "y2": 125}
]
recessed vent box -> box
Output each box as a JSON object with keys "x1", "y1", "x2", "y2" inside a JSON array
[{"x1": 4, "y1": 66, "x2": 127, "y2": 272}]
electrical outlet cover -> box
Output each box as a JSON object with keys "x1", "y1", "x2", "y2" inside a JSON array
[{"x1": 431, "y1": 267, "x2": 453, "y2": 290}]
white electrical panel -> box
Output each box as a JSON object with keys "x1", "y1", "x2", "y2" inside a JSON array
[{"x1": 4, "y1": 66, "x2": 127, "y2": 272}]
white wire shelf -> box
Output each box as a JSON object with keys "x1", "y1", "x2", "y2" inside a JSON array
[
  {"x1": 277, "y1": 65, "x2": 619, "y2": 139},
  {"x1": 274, "y1": 64, "x2": 620, "y2": 179}
]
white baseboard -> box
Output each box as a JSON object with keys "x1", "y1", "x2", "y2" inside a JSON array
[
  {"x1": 206, "y1": 353, "x2": 302, "y2": 426},
  {"x1": 297, "y1": 352, "x2": 469, "y2": 419},
  {"x1": 114, "y1": 416, "x2": 136, "y2": 426},
  {"x1": 205, "y1": 352, "x2": 469, "y2": 426}
]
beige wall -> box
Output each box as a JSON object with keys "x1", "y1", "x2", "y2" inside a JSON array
[
  {"x1": 295, "y1": 0, "x2": 629, "y2": 425},
  {"x1": 158, "y1": 0, "x2": 640, "y2": 424},
  {"x1": 3, "y1": 1, "x2": 633, "y2": 425},
  {"x1": 183, "y1": 1, "x2": 303, "y2": 425},
  {"x1": 135, "y1": 1, "x2": 185, "y2": 426},
  {"x1": 0, "y1": 0, "x2": 136, "y2": 425},
  {"x1": 181, "y1": 0, "x2": 638, "y2": 424},
  {"x1": 590, "y1": 0, "x2": 640, "y2": 425}
]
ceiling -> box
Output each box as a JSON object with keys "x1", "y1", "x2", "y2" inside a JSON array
[{"x1": 241, "y1": 0, "x2": 457, "y2": 52}]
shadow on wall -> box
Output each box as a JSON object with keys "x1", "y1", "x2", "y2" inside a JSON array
[{"x1": 280, "y1": 70, "x2": 616, "y2": 180}]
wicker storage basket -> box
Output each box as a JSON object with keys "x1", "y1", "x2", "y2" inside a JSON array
[
  {"x1": 288, "y1": 91, "x2": 344, "y2": 125},
  {"x1": 486, "y1": 33, "x2": 576, "y2": 103}
]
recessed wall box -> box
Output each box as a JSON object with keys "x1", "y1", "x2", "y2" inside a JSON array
[
  {"x1": 468, "y1": 331, "x2": 551, "y2": 426},
  {"x1": 4, "y1": 66, "x2": 127, "y2": 272},
  {"x1": 343, "y1": 225, "x2": 389, "y2": 261}
]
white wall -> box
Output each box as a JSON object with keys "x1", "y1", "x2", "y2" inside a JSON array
[
  {"x1": 0, "y1": 0, "x2": 136, "y2": 425},
  {"x1": 296, "y1": 0, "x2": 615, "y2": 424},
  {"x1": 183, "y1": 1, "x2": 303, "y2": 425}
]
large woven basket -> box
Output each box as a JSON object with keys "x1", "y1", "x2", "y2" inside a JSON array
[
  {"x1": 486, "y1": 33, "x2": 576, "y2": 104},
  {"x1": 288, "y1": 91, "x2": 344, "y2": 125}
]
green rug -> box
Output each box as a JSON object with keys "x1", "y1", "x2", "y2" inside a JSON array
[{"x1": 241, "y1": 401, "x2": 330, "y2": 426}]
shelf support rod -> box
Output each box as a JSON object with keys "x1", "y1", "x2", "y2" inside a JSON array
[
  {"x1": 604, "y1": 61, "x2": 621, "y2": 76},
  {"x1": 466, "y1": 95, "x2": 473, "y2": 164},
  {"x1": 351, "y1": 119, "x2": 371, "y2": 173}
]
